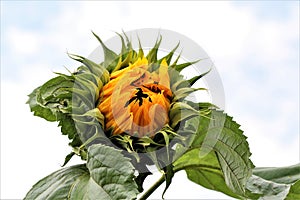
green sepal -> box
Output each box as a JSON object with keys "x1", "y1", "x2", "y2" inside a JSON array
[
  {"x1": 162, "y1": 164, "x2": 174, "y2": 198},
  {"x1": 188, "y1": 68, "x2": 211, "y2": 86},
  {"x1": 172, "y1": 87, "x2": 207, "y2": 102},
  {"x1": 62, "y1": 151, "x2": 75, "y2": 167},
  {"x1": 157, "y1": 42, "x2": 180, "y2": 65},
  {"x1": 174, "y1": 59, "x2": 201, "y2": 72},
  {"x1": 169, "y1": 102, "x2": 199, "y2": 129},
  {"x1": 135, "y1": 171, "x2": 152, "y2": 193},
  {"x1": 91, "y1": 31, "x2": 119, "y2": 73},
  {"x1": 137, "y1": 36, "x2": 144, "y2": 58},
  {"x1": 146, "y1": 35, "x2": 162, "y2": 63}
]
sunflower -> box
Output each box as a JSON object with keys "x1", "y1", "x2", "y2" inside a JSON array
[
  {"x1": 86, "y1": 32, "x2": 213, "y2": 159},
  {"x1": 27, "y1": 31, "x2": 213, "y2": 168},
  {"x1": 98, "y1": 57, "x2": 171, "y2": 138}
]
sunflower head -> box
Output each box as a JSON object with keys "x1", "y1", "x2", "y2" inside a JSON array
[
  {"x1": 99, "y1": 57, "x2": 171, "y2": 138},
  {"x1": 91, "y1": 32, "x2": 212, "y2": 156},
  {"x1": 26, "y1": 30, "x2": 215, "y2": 171}
]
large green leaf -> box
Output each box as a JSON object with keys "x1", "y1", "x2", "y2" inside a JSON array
[
  {"x1": 245, "y1": 175, "x2": 290, "y2": 199},
  {"x1": 173, "y1": 148, "x2": 240, "y2": 199},
  {"x1": 253, "y1": 164, "x2": 300, "y2": 184},
  {"x1": 25, "y1": 144, "x2": 139, "y2": 200},
  {"x1": 245, "y1": 164, "x2": 300, "y2": 200},
  {"x1": 174, "y1": 110, "x2": 254, "y2": 198},
  {"x1": 85, "y1": 144, "x2": 139, "y2": 199},
  {"x1": 24, "y1": 164, "x2": 89, "y2": 200},
  {"x1": 192, "y1": 110, "x2": 254, "y2": 196}
]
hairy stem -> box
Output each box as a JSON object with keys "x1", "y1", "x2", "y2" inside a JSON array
[{"x1": 139, "y1": 174, "x2": 166, "y2": 200}]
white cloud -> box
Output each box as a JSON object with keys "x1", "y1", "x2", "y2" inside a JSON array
[{"x1": 7, "y1": 27, "x2": 41, "y2": 55}]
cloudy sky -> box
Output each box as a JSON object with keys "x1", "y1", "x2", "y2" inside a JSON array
[{"x1": 1, "y1": 1, "x2": 299, "y2": 199}]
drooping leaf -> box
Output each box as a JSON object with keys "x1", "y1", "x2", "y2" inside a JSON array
[
  {"x1": 245, "y1": 164, "x2": 300, "y2": 199},
  {"x1": 27, "y1": 75, "x2": 80, "y2": 150},
  {"x1": 57, "y1": 113, "x2": 77, "y2": 139},
  {"x1": 253, "y1": 164, "x2": 300, "y2": 184},
  {"x1": 189, "y1": 110, "x2": 254, "y2": 196},
  {"x1": 27, "y1": 75, "x2": 74, "y2": 121},
  {"x1": 25, "y1": 144, "x2": 139, "y2": 200},
  {"x1": 27, "y1": 87, "x2": 57, "y2": 122},
  {"x1": 86, "y1": 144, "x2": 139, "y2": 199},
  {"x1": 173, "y1": 148, "x2": 240, "y2": 199},
  {"x1": 245, "y1": 175, "x2": 290, "y2": 199},
  {"x1": 24, "y1": 164, "x2": 89, "y2": 200}
]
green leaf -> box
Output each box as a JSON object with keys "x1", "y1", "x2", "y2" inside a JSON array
[
  {"x1": 253, "y1": 164, "x2": 300, "y2": 184},
  {"x1": 86, "y1": 144, "x2": 139, "y2": 199},
  {"x1": 285, "y1": 180, "x2": 300, "y2": 200},
  {"x1": 190, "y1": 110, "x2": 254, "y2": 196},
  {"x1": 173, "y1": 148, "x2": 240, "y2": 199},
  {"x1": 27, "y1": 87, "x2": 57, "y2": 122},
  {"x1": 27, "y1": 75, "x2": 74, "y2": 117},
  {"x1": 57, "y1": 113, "x2": 77, "y2": 139},
  {"x1": 25, "y1": 144, "x2": 140, "y2": 200},
  {"x1": 24, "y1": 164, "x2": 89, "y2": 200},
  {"x1": 245, "y1": 164, "x2": 300, "y2": 199},
  {"x1": 245, "y1": 175, "x2": 290, "y2": 199},
  {"x1": 27, "y1": 75, "x2": 74, "y2": 122}
]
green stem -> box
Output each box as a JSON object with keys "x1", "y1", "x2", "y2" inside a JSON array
[
  {"x1": 79, "y1": 133, "x2": 101, "y2": 150},
  {"x1": 139, "y1": 175, "x2": 166, "y2": 200}
]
